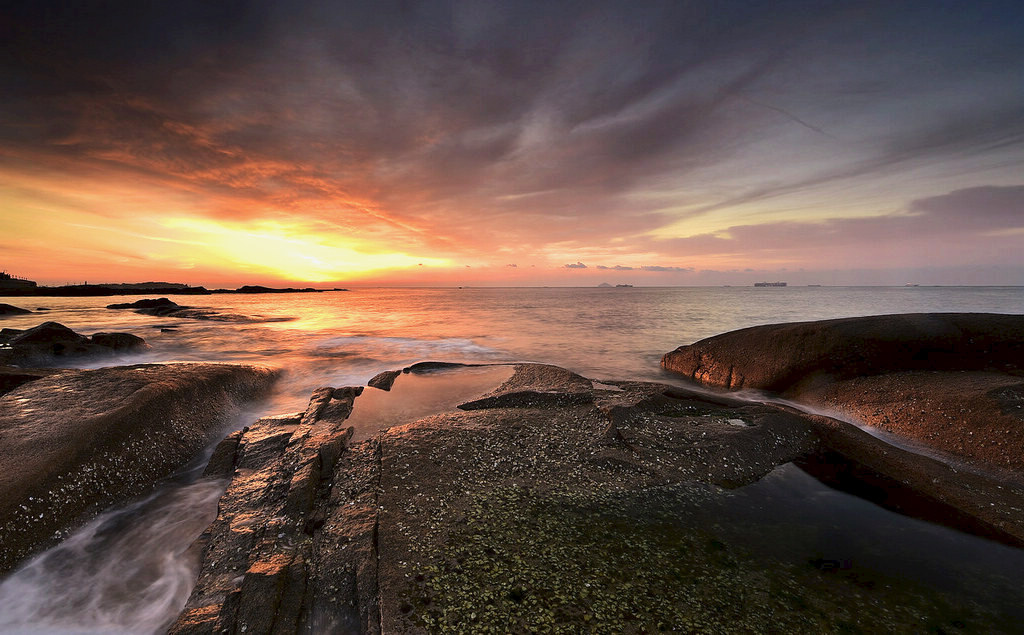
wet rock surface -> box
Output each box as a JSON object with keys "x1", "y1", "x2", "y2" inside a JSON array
[
  {"x1": 170, "y1": 387, "x2": 367, "y2": 634},
  {"x1": 0, "y1": 363, "x2": 278, "y2": 575},
  {"x1": 107, "y1": 297, "x2": 294, "y2": 323},
  {"x1": 0, "y1": 303, "x2": 32, "y2": 316},
  {"x1": 662, "y1": 313, "x2": 1024, "y2": 475},
  {"x1": 661, "y1": 313, "x2": 1024, "y2": 392},
  {"x1": 0, "y1": 321, "x2": 150, "y2": 366},
  {"x1": 802, "y1": 371, "x2": 1024, "y2": 474},
  {"x1": 0, "y1": 366, "x2": 61, "y2": 397},
  {"x1": 172, "y1": 362, "x2": 1024, "y2": 633},
  {"x1": 367, "y1": 369, "x2": 401, "y2": 391}
]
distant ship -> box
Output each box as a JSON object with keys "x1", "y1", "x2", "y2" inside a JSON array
[
  {"x1": 615, "y1": 284, "x2": 633, "y2": 288},
  {"x1": 753, "y1": 281, "x2": 787, "y2": 287},
  {"x1": 0, "y1": 271, "x2": 36, "y2": 290}
]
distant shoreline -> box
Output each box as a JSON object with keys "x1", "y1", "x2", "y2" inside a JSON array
[{"x1": 0, "y1": 284, "x2": 345, "y2": 297}]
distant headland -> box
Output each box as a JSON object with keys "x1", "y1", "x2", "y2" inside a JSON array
[{"x1": 0, "y1": 273, "x2": 343, "y2": 297}]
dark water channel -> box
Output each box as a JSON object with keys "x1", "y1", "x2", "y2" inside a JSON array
[{"x1": 690, "y1": 463, "x2": 1024, "y2": 625}]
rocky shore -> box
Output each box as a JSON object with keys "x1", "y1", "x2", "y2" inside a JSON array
[
  {"x1": 662, "y1": 313, "x2": 1024, "y2": 474},
  {"x1": 172, "y1": 358, "x2": 1024, "y2": 633},
  {"x1": 1, "y1": 312, "x2": 1023, "y2": 632},
  {"x1": 0, "y1": 363, "x2": 278, "y2": 574},
  {"x1": 0, "y1": 321, "x2": 150, "y2": 368},
  {"x1": 107, "y1": 297, "x2": 297, "y2": 323}
]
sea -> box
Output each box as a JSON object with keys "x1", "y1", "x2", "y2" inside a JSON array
[
  {"x1": 1, "y1": 285, "x2": 1023, "y2": 633},
  {"x1": 3, "y1": 285, "x2": 1023, "y2": 414}
]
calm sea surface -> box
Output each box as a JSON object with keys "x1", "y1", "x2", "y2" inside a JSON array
[{"x1": 4, "y1": 286, "x2": 1023, "y2": 414}]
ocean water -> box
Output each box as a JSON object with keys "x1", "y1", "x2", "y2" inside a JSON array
[
  {"x1": 2, "y1": 286, "x2": 1024, "y2": 632},
  {"x1": 3, "y1": 285, "x2": 1022, "y2": 414}
]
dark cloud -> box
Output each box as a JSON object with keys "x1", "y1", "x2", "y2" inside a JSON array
[
  {"x1": 1, "y1": 0, "x2": 1023, "y2": 273},
  {"x1": 908, "y1": 185, "x2": 1024, "y2": 225},
  {"x1": 643, "y1": 184, "x2": 1024, "y2": 268},
  {"x1": 564, "y1": 262, "x2": 587, "y2": 269}
]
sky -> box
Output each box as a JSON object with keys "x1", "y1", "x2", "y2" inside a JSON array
[{"x1": 2, "y1": 0, "x2": 1023, "y2": 287}]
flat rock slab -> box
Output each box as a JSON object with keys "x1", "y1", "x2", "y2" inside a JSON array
[
  {"x1": 174, "y1": 363, "x2": 1024, "y2": 633},
  {"x1": 0, "y1": 363, "x2": 278, "y2": 574}
]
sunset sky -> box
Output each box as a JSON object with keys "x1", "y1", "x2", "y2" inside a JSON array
[{"x1": 2, "y1": 1, "x2": 1023, "y2": 287}]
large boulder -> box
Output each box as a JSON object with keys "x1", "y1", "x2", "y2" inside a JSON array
[
  {"x1": 662, "y1": 313, "x2": 1024, "y2": 474},
  {"x1": 0, "y1": 321, "x2": 150, "y2": 365},
  {"x1": 0, "y1": 303, "x2": 31, "y2": 316},
  {"x1": 0, "y1": 366, "x2": 61, "y2": 397},
  {"x1": 90, "y1": 331, "x2": 149, "y2": 351},
  {"x1": 106, "y1": 297, "x2": 187, "y2": 316},
  {"x1": 0, "y1": 363, "x2": 278, "y2": 574},
  {"x1": 171, "y1": 362, "x2": 1024, "y2": 633},
  {"x1": 661, "y1": 313, "x2": 1024, "y2": 392}
]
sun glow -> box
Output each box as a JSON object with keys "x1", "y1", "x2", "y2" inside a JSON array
[{"x1": 161, "y1": 218, "x2": 449, "y2": 282}]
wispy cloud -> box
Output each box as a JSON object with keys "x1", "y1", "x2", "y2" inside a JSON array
[{"x1": 2, "y1": 1, "x2": 1023, "y2": 283}]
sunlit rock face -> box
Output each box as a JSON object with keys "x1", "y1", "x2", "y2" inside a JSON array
[
  {"x1": 661, "y1": 313, "x2": 1024, "y2": 392},
  {"x1": 171, "y1": 362, "x2": 1024, "y2": 633},
  {"x1": 661, "y1": 313, "x2": 1024, "y2": 474},
  {"x1": 0, "y1": 363, "x2": 278, "y2": 574}
]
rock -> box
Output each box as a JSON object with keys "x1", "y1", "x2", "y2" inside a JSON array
[
  {"x1": 172, "y1": 362, "x2": 1024, "y2": 632},
  {"x1": 106, "y1": 297, "x2": 180, "y2": 311},
  {"x1": 367, "y1": 369, "x2": 401, "y2": 391},
  {"x1": 174, "y1": 365, "x2": 822, "y2": 633},
  {"x1": 402, "y1": 361, "x2": 476, "y2": 373},
  {"x1": 170, "y1": 388, "x2": 360, "y2": 634},
  {"x1": 0, "y1": 363, "x2": 278, "y2": 575},
  {"x1": 4, "y1": 321, "x2": 92, "y2": 358},
  {"x1": 90, "y1": 331, "x2": 150, "y2": 351},
  {"x1": 661, "y1": 313, "x2": 1024, "y2": 392},
  {"x1": 457, "y1": 363, "x2": 595, "y2": 410},
  {"x1": 107, "y1": 296, "x2": 293, "y2": 323},
  {"x1": 0, "y1": 322, "x2": 150, "y2": 365},
  {"x1": 0, "y1": 366, "x2": 61, "y2": 397},
  {"x1": 232, "y1": 285, "x2": 322, "y2": 294},
  {"x1": 35, "y1": 307, "x2": 50, "y2": 311},
  {"x1": 799, "y1": 371, "x2": 1024, "y2": 474},
  {"x1": 0, "y1": 303, "x2": 31, "y2": 316},
  {"x1": 662, "y1": 313, "x2": 1024, "y2": 474}
]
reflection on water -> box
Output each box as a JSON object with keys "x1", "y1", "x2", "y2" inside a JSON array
[
  {"x1": 346, "y1": 364, "x2": 514, "y2": 441},
  {"x1": 629, "y1": 463, "x2": 1024, "y2": 626},
  {"x1": 0, "y1": 478, "x2": 226, "y2": 635},
  {"x1": 751, "y1": 466, "x2": 1024, "y2": 614}
]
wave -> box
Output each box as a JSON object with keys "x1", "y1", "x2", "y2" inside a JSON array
[
  {"x1": 310, "y1": 335, "x2": 504, "y2": 361},
  {"x1": 0, "y1": 479, "x2": 226, "y2": 634}
]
